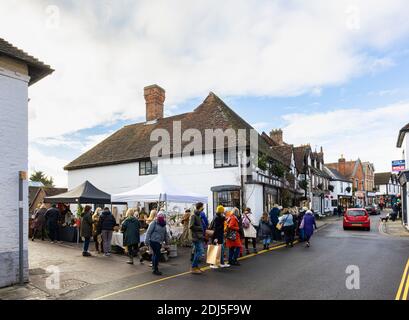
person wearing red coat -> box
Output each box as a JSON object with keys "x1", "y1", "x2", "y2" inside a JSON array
[{"x1": 226, "y1": 210, "x2": 242, "y2": 266}]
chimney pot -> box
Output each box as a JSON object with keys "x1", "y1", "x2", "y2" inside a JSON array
[{"x1": 144, "y1": 84, "x2": 165, "y2": 121}]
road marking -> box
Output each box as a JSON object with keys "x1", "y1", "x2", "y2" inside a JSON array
[
  {"x1": 395, "y1": 258, "x2": 409, "y2": 300},
  {"x1": 94, "y1": 241, "x2": 294, "y2": 300}
]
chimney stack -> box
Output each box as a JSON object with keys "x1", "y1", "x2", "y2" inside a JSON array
[
  {"x1": 270, "y1": 129, "x2": 284, "y2": 146},
  {"x1": 144, "y1": 84, "x2": 165, "y2": 122},
  {"x1": 338, "y1": 154, "x2": 346, "y2": 176}
]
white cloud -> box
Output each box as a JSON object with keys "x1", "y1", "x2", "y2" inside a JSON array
[
  {"x1": 282, "y1": 102, "x2": 409, "y2": 172},
  {"x1": 2, "y1": 0, "x2": 409, "y2": 186},
  {"x1": 28, "y1": 146, "x2": 68, "y2": 188},
  {"x1": 1, "y1": 0, "x2": 408, "y2": 140}
]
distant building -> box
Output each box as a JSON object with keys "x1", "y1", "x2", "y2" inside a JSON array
[
  {"x1": 29, "y1": 186, "x2": 67, "y2": 215},
  {"x1": 374, "y1": 172, "x2": 401, "y2": 208},
  {"x1": 363, "y1": 162, "x2": 376, "y2": 205},
  {"x1": 292, "y1": 145, "x2": 331, "y2": 213},
  {"x1": 323, "y1": 166, "x2": 353, "y2": 212},
  {"x1": 0, "y1": 38, "x2": 53, "y2": 287},
  {"x1": 397, "y1": 123, "x2": 409, "y2": 228},
  {"x1": 327, "y1": 156, "x2": 366, "y2": 207}
]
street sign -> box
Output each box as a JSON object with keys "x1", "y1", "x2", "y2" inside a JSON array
[{"x1": 392, "y1": 160, "x2": 405, "y2": 172}]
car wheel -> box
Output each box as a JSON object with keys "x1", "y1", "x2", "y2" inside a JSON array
[{"x1": 343, "y1": 227, "x2": 347, "y2": 230}]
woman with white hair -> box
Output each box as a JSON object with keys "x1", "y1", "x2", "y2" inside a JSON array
[{"x1": 299, "y1": 210, "x2": 317, "y2": 247}]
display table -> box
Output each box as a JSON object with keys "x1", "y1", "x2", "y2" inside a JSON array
[
  {"x1": 112, "y1": 231, "x2": 147, "y2": 248},
  {"x1": 58, "y1": 226, "x2": 78, "y2": 243}
]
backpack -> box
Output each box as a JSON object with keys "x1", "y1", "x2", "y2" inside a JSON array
[{"x1": 242, "y1": 214, "x2": 251, "y2": 229}]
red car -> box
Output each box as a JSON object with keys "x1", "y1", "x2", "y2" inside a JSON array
[{"x1": 343, "y1": 208, "x2": 371, "y2": 231}]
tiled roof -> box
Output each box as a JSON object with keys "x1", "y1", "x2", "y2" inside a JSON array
[
  {"x1": 65, "y1": 93, "x2": 284, "y2": 171},
  {"x1": 260, "y1": 132, "x2": 293, "y2": 168},
  {"x1": 397, "y1": 123, "x2": 409, "y2": 147},
  {"x1": 0, "y1": 38, "x2": 54, "y2": 85},
  {"x1": 293, "y1": 145, "x2": 310, "y2": 173},
  {"x1": 324, "y1": 166, "x2": 350, "y2": 182}
]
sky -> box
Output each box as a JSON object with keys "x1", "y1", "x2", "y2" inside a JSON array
[{"x1": 1, "y1": 0, "x2": 409, "y2": 187}]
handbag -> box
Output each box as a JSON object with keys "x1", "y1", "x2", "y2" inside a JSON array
[
  {"x1": 206, "y1": 244, "x2": 222, "y2": 266},
  {"x1": 276, "y1": 214, "x2": 289, "y2": 231},
  {"x1": 205, "y1": 229, "x2": 214, "y2": 240},
  {"x1": 226, "y1": 229, "x2": 237, "y2": 241}
]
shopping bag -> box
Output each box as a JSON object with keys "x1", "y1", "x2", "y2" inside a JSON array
[{"x1": 206, "y1": 244, "x2": 222, "y2": 266}]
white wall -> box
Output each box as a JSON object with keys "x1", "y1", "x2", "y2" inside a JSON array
[
  {"x1": 245, "y1": 184, "x2": 264, "y2": 224},
  {"x1": 67, "y1": 153, "x2": 241, "y2": 218},
  {"x1": 329, "y1": 180, "x2": 353, "y2": 209},
  {"x1": 0, "y1": 69, "x2": 30, "y2": 287}
]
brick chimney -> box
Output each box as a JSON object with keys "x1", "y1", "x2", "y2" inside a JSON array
[
  {"x1": 338, "y1": 155, "x2": 346, "y2": 176},
  {"x1": 270, "y1": 129, "x2": 284, "y2": 146},
  {"x1": 144, "y1": 84, "x2": 165, "y2": 121}
]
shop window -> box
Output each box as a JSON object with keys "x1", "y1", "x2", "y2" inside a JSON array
[
  {"x1": 331, "y1": 200, "x2": 338, "y2": 207},
  {"x1": 214, "y1": 148, "x2": 238, "y2": 168},
  {"x1": 139, "y1": 160, "x2": 158, "y2": 176},
  {"x1": 214, "y1": 190, "x2": 241, "y2": 211}
]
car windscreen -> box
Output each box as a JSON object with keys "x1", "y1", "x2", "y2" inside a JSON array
[{"x1": 347, "y1": 210, "x2": 366, "y2": 216}]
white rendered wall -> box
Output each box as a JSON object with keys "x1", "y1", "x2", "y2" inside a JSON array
[
  {"x1": 245, "y1": 184, "x2": 264, "y2": 225},
  {"x1": 0, "y1": 71, "x2": 29, "y2": 287}
]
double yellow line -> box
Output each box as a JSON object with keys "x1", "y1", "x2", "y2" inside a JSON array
[{"x1": 395, "y1": 258, "x2": 409, "y2": 300}]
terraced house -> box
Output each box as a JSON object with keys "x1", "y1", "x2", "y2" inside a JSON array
[{"x1": 65, "y1": 85, "x2": 297, "y2": 222}]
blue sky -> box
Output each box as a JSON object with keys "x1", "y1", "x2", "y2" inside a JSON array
[{"x1": 2, "y1": 0, "x2": 409, "y2": 186}]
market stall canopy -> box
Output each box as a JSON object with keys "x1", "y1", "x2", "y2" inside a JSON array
[
  {"x1": 111, "y1": 175, "x2": 208, "y2": 204},
  {"x1": 44, "y1": 181, "x2": 111, "y2": 204}
]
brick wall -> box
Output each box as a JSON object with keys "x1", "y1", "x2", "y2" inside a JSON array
[{"x1": 0, "y1": 67, "x2": 30, "y2": 287}]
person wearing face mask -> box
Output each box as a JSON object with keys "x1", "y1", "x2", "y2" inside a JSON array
[{"x1": 146, "y1": 212, "x2": 169, "y2": 276}]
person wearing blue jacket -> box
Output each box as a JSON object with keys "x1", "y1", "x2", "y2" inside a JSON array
[{"x1": 269, "y1": 204, "x2": 281, "y2": 241}]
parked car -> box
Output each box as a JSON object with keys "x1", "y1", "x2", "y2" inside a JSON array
[
  {"x1": 365, "y1": 204, "x2": 381, "y2": 216},
  {"x1": 343, "y1": 208, "x2": 371, "y2": 231}
]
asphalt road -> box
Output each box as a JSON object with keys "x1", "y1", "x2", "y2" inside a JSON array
[{"x1": 81, "y1": 216, "x2": 409, "y2": 300}]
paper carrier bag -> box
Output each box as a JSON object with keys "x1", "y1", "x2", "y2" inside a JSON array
[{"x1": 206, "y1": 244, "x2": 222, "y2": 265}]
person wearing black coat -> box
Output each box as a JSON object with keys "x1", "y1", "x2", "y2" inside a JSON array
[
  {"x1": 80, "y1": 205, "x2": 93, "y2": 257},
  {"x1": 98, "y1": 208, "x2": 118, "y2": 256},
  {"x1": 210, "y1": 205, "x2": 229, "y2": 268},
  {"x1": 45, "y1": 205, "x2": 61, "y2": 243}
]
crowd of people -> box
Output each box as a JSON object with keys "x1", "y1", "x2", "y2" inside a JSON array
[
  {"x1": 31, "y1": 201, "x2": 318, "y2": 277},
  {"x1": 181, "y1": 203, "x2": 318, "y2": 275}
]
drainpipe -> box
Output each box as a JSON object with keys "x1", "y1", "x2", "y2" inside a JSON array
[{"x1": 18, "y1": 171, "x2": 27, "y2": 286}]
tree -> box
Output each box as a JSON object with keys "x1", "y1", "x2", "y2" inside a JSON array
[{"x1": 30, "y1": 171, "x2": 55, "y2": 187}]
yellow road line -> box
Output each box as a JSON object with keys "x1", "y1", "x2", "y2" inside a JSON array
[
  {"x1": 94, "y1": 241, "x2": 292, "y2": 300},
  {"x1": 395, "y1": 258, "x2": 409, "y2": 300}
]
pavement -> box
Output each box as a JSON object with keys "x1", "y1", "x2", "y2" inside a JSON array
[
  {"x1": 379, "y1": 218, "x2": 409, "y2": 238},
  {"x1": 4, "y1": 214, "x2": 400, "y2": 300}
]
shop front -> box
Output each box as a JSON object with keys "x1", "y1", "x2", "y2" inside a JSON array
[
  {"x1": 211, "y1": 185, "x2": 242, "y2": 215},
  {"x1": 264, "y1": 186, "x2": 280, "y2": 212}
]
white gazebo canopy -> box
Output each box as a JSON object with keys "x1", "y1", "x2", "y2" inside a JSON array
[{"x1": 111, "y1": 175, "x2": 208, "y2": 204}]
